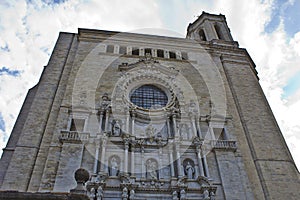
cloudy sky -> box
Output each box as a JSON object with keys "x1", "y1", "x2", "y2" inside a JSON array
[{"x1": 0, "y1": 0, "x2": 299, "y2": 169}]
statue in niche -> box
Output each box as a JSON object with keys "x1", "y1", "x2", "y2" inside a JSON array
[
  {"x1": 96, "y1": 186, "x2": 103, "y2": 200},
  {"x1": 185, "y1": 161, "x2": 195, "y2": 179},
  {"x1": 112, "y1": 120, "x2": 121, "y2": 136},
  {"x1": 146, "y1": 159, "x2": 158, "y2": 179},
  {"x1": 109, "y1": 156, "x2": 119, "y2": 176},
  {"x1": 122, "y1": 187, "x2": 128, "y2": 200}
]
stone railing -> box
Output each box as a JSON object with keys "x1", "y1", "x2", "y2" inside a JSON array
[
  {"x1": 60, "y1": 130, "x2": 90, "y2": 142},
  {"x1": 211, "y1": 140, "x2": 237, "y2": 151}
]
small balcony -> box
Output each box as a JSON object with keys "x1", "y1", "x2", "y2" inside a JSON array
[
  {"x1": 211, "y1": 140, "x2": 237, "y2": 151},
  {"x1": 60, "y1": 130, "x2": 90, "y2": 143}
]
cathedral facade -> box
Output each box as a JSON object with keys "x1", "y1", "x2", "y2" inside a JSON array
[{"x1": 0, "y1": 12, "x2": 299, "y2": 199}]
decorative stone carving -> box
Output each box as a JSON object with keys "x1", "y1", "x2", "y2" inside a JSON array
[
  {"x1": 122, "y1": 187, "x2": 128, "y2": 200},
  {"x1": 145, "y1": 124, "x2": 157, "y2": 142},
  {"x1": 203, "y1": 189, "x2": 210, "y2": 200},
  {"x1": 129, "y1": 189, "x2": 135, "y2": 200},
  {"x1": 172, "y1": 191, "x2": 178, "y2": 200},
  {"x1": 96, "y1": 186, "x2": 103, "y2": 200},
  {"x1": 89, "y1": 187, "x2": 96, "y2": 200},
  {"x1": 180, "y1": 189, "x2": 186, "y2": 200},
  {"x1": 101, "y1": 93, "x2": 111, "y2": 110}
]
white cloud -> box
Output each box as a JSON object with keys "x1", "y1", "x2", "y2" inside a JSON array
[{"x1": 0, "y1": 0, "x2": 163, "y2": 156}]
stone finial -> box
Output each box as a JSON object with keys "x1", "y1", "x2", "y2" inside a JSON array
[
  {"x1": 70, "y1": 168, "x2": 90, "y2": 199},
  {"x1": 75, "y1": 168, "x2": 90, "y2": 184}
]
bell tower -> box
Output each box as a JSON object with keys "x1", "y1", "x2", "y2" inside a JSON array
[{"x1": 187, "y1": 12, "x2": 234, "y2": 42}]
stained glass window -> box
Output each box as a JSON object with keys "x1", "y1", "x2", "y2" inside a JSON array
[{"x1": 130, "y1": 85, "x2": 168, "y2": 109}]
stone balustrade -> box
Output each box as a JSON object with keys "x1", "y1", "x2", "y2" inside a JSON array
[
  {"x1": 211, "y1": 140, "x2": 237, "y2": 151},
  {"x1": 60, "y1": 130, "x2": 90, "y2": 142}
]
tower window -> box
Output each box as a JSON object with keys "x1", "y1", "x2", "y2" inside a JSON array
[
  {"x1": 214, "y1": 24, "x2": 224, "y2": 40},
  {"x1": 106, "y1": 45, "x2": 114, "y2": 53},
  {"x1": 199, "y1": 29, "x2": 207, "y2": 41},
  {"x1": 132, "y1": 47, "x2": 139, "y2": 56},
  {"x1": 145, "y1": 48, "x2": 152, "y2": 55},
  {"x1": 130, "y1": 85, "x2": 168, "y2": 109},
  {"x1": 119, "y1": 46, "x2": 127, "y2": 55},
  {"x1": 157, "y1": 49, "x2": 164, "y2": 58},
  {"x1": 169, "y1": 51, "x2": 176, "y2": 59},
  {"x1": 181, "y1": 52, "x2": 188, "y2": 60}
]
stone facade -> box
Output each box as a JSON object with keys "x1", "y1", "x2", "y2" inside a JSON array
[{"x1": 0, "y1": 12, "x2": 299, "y2": 199}]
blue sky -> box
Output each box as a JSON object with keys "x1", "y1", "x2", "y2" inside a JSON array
[
  {"x1": 0, "y1": 113, "x2": 5, "y2": 132},
  {"x1": 0, "y1": 0, "x2": 300, "y2": 169},
  {"x1": 0, "y1": 67, "x2": 21, "y2": 76},
  {"x1": 265, "y1": 0, "x2": 300, "y2": 38}
]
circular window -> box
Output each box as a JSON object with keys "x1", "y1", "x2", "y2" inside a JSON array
[{"x1": 130, "y1": 85, "x2": 168, "y2": 109}]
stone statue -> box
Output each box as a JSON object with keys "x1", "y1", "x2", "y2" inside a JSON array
[
  {"x1": 96, "y1": 186, "x2": 103, "y2": 200},
  {"x1": 129, "y1": 189, "x2": 135, "y2": 200},
  {"x1": 110, "y1": 156, "x2": 119, "y2": 176},
  {"x1": 203, "y1": 189, "x2": 210, "y2": 200},
  {"x1": 210, "y1": 191, "x2": 216, "y2": 200},
  {"x1": 112, "y1": 120, "x2": 121, "y2": 136},
  {"x1": 89, "y1": 187, "x2": 96, "y2": 200},
  {"x1": 172, "y1": 191, "x2": 178, "y2": 200},
  {"x1": 122, "y1": 187, "x2": 128, "y2": 200},
  {"x1": 146, "y1": 124, "x2": 156, "y2": 138},
  {"x1": 146, "y1": 159, "x2": 158, "y2": 179},
  {"x1": 180, "y1": 189, "x2": 186, "y2": 200},
  {"x1": 185, "y1": 161, "x2": 194, "y2": 179}
]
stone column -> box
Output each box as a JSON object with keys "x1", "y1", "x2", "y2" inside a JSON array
[
  {"x1": 169, "y1": 145, "x2": 175, "y2": 177},
  {"x1": 125, "y1": 110, "x2": 130, "y2": 133},
  {"x1": 124, "y1": 141, "x2": 129, "y2": 174},
  {"x1": 100, "y1": 137, "x2": 107, "y2": 172},
  {"x1": 172, "y1": 114, "x2": 178, "y2": 137},
  {"x1": 141, "y1": 147, "x2": 145, "y2": 178},
  {"x1": 93, "y1": 142, "x2": 100, "y2": 174},
  {"x1": 158, "y1": 147, "x2": 163, "y2": 179},
  {"x1": 202, "y1": 150, "x2": 210, "y2": 177},
  {"x1": 196, "y1": 116, "x2": 202, "y2": 138},
  {"x1": 196, "y1": 146, "x2": 204, "y2": 177},
  {"x1": 131, "y1": 113, "x2": 136, "y2": 136},
  {"x1": 167, "y1": 116, "x2": 171, "y2": 137},
  {"x1": 130, "y1": 144, "x2": 135, "y2": 176},
  {"x1": 104, "y1": 109, "x2": 110, "y2": 132},
  {"x1": 191, "y1": 115, "x2": 197, "y2": 137},
  {"x1": 99, "y1": 111, "x2": 104, "y2": 133},
  {"x1": 175, "y1": 145, "x2": 183, "y2": 177}
]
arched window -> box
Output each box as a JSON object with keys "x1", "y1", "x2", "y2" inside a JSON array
[
  {"x1": 130, "y1": 85, "x2": 168, "y2": 109},
  {"x1": 214, "y1": 24, "x2": 224, "y2": 40},
  {"x1": 157, "y1": 49, "x2": 164, "y2": 58},
  {"x1": 199, "y1": 29, "x2": 207, "y2": 41}
]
